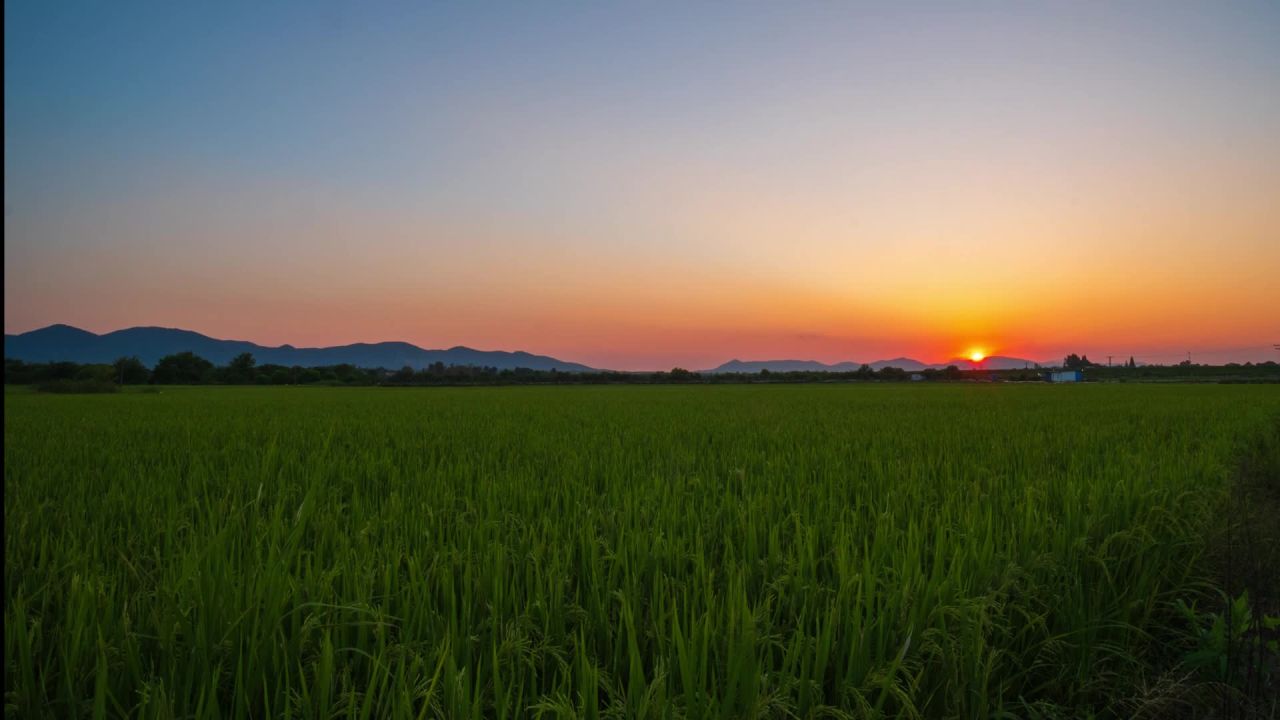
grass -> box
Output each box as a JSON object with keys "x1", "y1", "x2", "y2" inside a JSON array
[{"x1": 5, "y1": 384, "x2": 1279, "y2": 718}]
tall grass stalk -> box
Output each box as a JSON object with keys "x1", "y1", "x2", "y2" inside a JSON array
[{"x1": 5, "y1": 384, "x2": 1277, "y2": 717}]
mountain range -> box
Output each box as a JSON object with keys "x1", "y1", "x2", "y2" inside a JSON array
[
  {"x1": 704, "y1": 355, "x2": 1042, "y2": 373},
  {"x1": 3, "y1": 325, "x2": 597, "y2": 372},
  {"x1": 4, "y1": 324, "x2": 1044, "y2": 373}
]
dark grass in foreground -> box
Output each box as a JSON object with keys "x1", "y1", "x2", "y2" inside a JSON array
[{"x1": 5, "y1": 385, "x2": 1279, "y2": 718}]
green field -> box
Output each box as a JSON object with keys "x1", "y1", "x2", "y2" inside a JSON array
[{"x1": 5, "y1": 384, "x2": 1278, "y2": 718}]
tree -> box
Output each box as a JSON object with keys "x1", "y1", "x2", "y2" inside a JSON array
[
  {"x1": 4, "y1": 358, "x2": 36, "y2": 384},
  {"x1": 1127, "y1": 356, "x2": 1136, "y2": 369},
  {"x1": 152, "y1": 352, "x2": 215, "y2": 384},
  {"x1": 225, "y1": 352, "x2": 257, "y2": 384},
  {"x1": 113, "y1": 356, "x2": 150, "y2": 384},
  {"x1": 47, "y1": 361, "x2": 81, "y2": 380},
  {"x1": 878, "y1": 366, "x2": 908, "y2": 381},
  {"x1": 668, "y1": 367, "x2": 697, "y2": 382},
  {"x1": 75, "y1": 364, "x2": 115, "y2": 382},
  {"x1": 1063, "y1": 354, "x2": 1095, "y2": 370}
]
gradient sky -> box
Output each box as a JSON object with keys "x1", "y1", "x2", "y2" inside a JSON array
[{"x1": 6, "y1": 1, "x2": 1279, "y2": 369}]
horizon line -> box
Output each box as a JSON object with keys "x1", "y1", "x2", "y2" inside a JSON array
[{"x1": 9, "y1": 321, "x2": 1276, "y2": 370}]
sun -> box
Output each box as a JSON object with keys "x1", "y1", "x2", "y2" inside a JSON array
[{"x1": 968, "y1": 349, "x2": 986, "y2": 363}]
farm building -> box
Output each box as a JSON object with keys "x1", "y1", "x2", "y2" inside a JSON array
[{"x1": 1048, "y1": 370, "x2": 1082, "y2": 383}]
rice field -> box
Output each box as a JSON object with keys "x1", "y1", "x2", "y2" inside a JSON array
[{"x1": 4, "y1": 384, "x2": 1278, "y2": 718}]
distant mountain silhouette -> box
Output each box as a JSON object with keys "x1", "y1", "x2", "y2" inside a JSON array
[
  {"x1": 706, "y1": 357, "x2": 932, "y2": 373},
  {"x1": 705, "y1": 355, "x2": 1041, "y2": 373},
  {"x1": 707, "y1": 359, "x2": 862, "y2": 373},
  {"x1": 4, "y1": 324, "x2": 597, "y2": 372},
  {"x1": 939, "y1": 356, "x2": 1042, "y2": 371},
  {"x1": 867, "y1": 357, "x2": 931, "y2": 371}
]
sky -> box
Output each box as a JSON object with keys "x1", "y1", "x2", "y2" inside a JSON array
[{"x1": 5, "y1": 1, "x2": 1279, "y2": 370}]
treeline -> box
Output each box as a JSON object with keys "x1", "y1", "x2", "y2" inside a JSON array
[
  {"x1": 1059, "y1": 353, "x2": 1280, "y2": 379},
  {"x1": 6, "y1": 352, "x2": 1278, "y2": 390},
  {"x1": 1082, "y1": 361, "x2": 1280, "y2": 382},
  {"x1": 6, "y1": 353, "x2": 385, "y2": 389},
  {"x1": 5, "y1": 354, "x2": 995, "y2": 388}
]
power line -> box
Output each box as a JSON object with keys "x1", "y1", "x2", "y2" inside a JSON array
[
  {"x1": 1065, "y1": 345, "x2": 1276, "y2": 366},
  {"x1": 1112, "y1": 346, "x2": 1273, "y2": 361}
]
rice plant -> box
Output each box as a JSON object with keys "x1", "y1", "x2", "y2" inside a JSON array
[{"x1": 5, "y1": 384, "x2": 1278, "y2": 718}]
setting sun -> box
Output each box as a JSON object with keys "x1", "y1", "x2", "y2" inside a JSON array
[{"x1": 969, "y1": 350, "x2": 986, "y2": 363}]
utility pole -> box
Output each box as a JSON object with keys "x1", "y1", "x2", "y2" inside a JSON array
[{"x1": 1107, "y1": 355, "x2": 1112, "y2": 367}]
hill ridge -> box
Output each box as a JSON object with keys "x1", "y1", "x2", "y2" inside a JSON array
[
  {"x1": 705, "y1": 355, "x2": 1042, "y2": 373},
  {"x1": 4, "y1": 324, "x2": 597, "y2": 372}
]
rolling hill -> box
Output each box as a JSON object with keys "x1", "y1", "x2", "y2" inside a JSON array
[
  {"x1": 4, "y1": 325, "x2": 598, "y2": 372},
  {"x1": 705, "y1": 355, "x2": 1041, "y2": 373}
]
